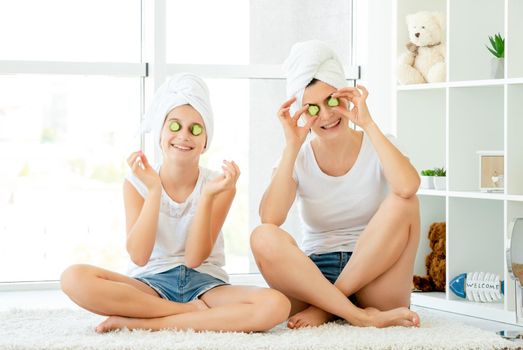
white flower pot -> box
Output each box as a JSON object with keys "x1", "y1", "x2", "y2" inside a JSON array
[
  {"x1": 433, "y1": 176, "x2": 447, "y2": 190},
  {"x1": 491, "y1": 57, "x2": 504, "y2": 79},
  {"x1": 420, "y1": 176, "x2": 434, "y2": 189}
]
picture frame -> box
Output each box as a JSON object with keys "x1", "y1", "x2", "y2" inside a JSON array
[{"x1": 477, "y1": 151, "x2": 504, "y2": 192}]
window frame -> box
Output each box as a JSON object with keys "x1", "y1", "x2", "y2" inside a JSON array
[{"x1": 0, "y1": 0, "x2": 359, "y2": 291}]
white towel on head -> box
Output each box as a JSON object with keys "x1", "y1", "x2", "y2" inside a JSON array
[
  {"x1": 283, "y1": 40, "x2": 347, "y2": 114},
  {"x1": 141, "y1": 73, "x2": 214, "y2": 156}
]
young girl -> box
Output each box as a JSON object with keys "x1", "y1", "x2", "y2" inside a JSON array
[
  {"x1": 61, "y1": 73, "x2": 290, "y2": 333},
  {"x1": 251, "y1": 40, "x2": 421, "y2": 329}
]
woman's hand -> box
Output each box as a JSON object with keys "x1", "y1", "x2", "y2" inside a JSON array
[
  {"x1": 277, "y1": 96, "x2": 318, "y2": 148},
  {"x1": 127, "y1": 151, "x2": 161, "y2": 192},
  {"x1": 202, "y1": 160, "x2": 240, "y2": 197},
  {"x1": 331, "y1": 85, "x2": 374, "y2": 130}
]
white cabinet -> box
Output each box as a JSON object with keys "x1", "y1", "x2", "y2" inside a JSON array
[{"x1": 394, "y1": 0, "x2": 523, "y2": 324}]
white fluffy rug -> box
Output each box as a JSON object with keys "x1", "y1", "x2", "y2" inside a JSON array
[{"x1": 0, "y1": 308, "x2": 521, "y2": 350}]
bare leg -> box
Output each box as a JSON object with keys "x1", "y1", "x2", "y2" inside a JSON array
[
  {"x1": 289, "y1": 194, "x2": 420, "y2": 328},
  {"x1": 60, "y1": 264, "x2": 206, "y2": 318},
  {"x1": 96, "y1": 285, "x2": 290, "y2": 333},
  {"x1": 250, "y1": 222, "x2": 418, "y2": 328}
]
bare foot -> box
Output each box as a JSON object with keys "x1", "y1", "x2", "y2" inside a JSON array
[
  {"x1": 356, "y1": 307, "x2": 420, "y2": 328},
  {"x1": 96, "y1": 316, "x2": 136, "y2": 333},
  {"x1": 287, "y1": 305, "x2": 334, "y2": 329}
]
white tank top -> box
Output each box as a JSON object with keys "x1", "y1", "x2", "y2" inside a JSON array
[
  {"x1": 125, "y1": 165, "x2": 228, "y2": 283},
  {"x1": 292, "y1": 133, "x2": 391, "y2": 255}
]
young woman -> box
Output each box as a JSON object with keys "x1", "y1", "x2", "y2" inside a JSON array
[
  {"x1": 61, "y1": 73, "x2": 290, "y2": 333},
  {"x1": 251, "y1": 40, "x2": 421, "y2": 329}
]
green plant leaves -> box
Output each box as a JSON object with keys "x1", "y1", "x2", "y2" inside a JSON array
[{"x1": 486, "y1": 33, "x2": 505, "y2": 58}]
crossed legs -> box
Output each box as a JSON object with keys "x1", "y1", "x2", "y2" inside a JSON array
[
  {"x1": 96, "y1": 285, "x2": 290, "y2": 333},
  {"x1": 250, "y1": 193, "x2": 420, "y2": 328},
  {"x1": 61, "y1": 265, "x2": 290, "y2": 333},
  {"x1": 60, "y1": 264, "x2": 206, "y2": 318}
]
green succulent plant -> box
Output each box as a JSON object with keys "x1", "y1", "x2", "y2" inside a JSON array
[
  {"x1": 420, "y1": 169, "x2": 436, "y2": 176},
  {"x1": 420, "y1": 168, "x2": 446, "y2": 176},
  {"x1": 486, "y1": 33, "x2": 505, "y2": 59},
  {"x1": 433, "y1": 167, "x2": 446, "y2": 177}
]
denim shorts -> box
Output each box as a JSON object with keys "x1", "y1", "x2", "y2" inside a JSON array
[
  {"x1": 309, "y1": 251, "x2": 353, "y2": 284},
  {"x1": 135, "y1": 265, "x2": 228, "y2": 303}
]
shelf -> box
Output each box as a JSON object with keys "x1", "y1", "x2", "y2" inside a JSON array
[
  {"x1": 447, "y1": 198, "x2": 504, "y2": 289},
  {"x1": 449, "y1": 0, "x2": 505, "y2": 81},
  {"x1": 448, "y1": 191, "x2": 505, "y2": 200},
  {"x1": 396, "y1": 0, "x2": 523, "y2": 325},
  {"x1": 397, "y1": 82, "x2": 447, "y2": 91},
  {"x1": 397, "y1": 78, "x2": 523, "y2": 91},
  {"x1": 508, "y1": 0, "x2": 523, "y2": 78},
  {"x1": 449, "y1": 85, "x2": 504, "y2": 192},
  {"x1": 397, "y1": 89, "x2": 445, "y2": 174},
  {"x1": 417, "y1": 189, "x2": 446, "y2": 197},
  {"x1": 414, "y1": 196, "x2": 446, "y2": 278},
  {"x1": 507, "y1": 84, "x2": 523, "y2": 196},
  {"x1": 507, "y1": 195, "x2": 523, "y2": 202},
  {"x1": 411, "y1": 292, "x2": 516, "y2": 324},
  {"x1": 416, "y1": 190, "x2": 523, "y2": 202}
]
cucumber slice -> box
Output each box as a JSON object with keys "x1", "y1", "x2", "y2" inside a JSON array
[
  {"x1": 327, "y1": 96, "x2": 339, "y2": 107},
  {"x1": 190, "y1": 123, "x2": 203, "y2": 136},
  {"x1": 169, "y1": 120, "x2": 181, "y2": 132},
  {"x1": 308, "y1": 104, "x2": 320, "y2": 116}
]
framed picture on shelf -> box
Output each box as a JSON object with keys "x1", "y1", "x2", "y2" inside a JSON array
[{"x1": 477, "y1": 151, "x2": 504, "y2": 192}]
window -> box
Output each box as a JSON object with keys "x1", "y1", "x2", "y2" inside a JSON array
[
  {"x1": 0, "y1": 0, "x2": 358, "y2": 284},
  {"x1": 0, "y1": 0, "x2": 141, "y2": 62},
  {"x1": 0, "y1": 76, "x2": 140, "y2": 281}
]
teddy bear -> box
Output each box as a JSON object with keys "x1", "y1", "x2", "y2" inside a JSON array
[
  {"x1": 413, "y1": 222, "x2": 446, "y2": 292},
  {"x1": 397, "y1": 11, "x2": 446, "y2": 85}
]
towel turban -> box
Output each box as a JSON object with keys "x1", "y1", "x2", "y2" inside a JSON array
[
  {"x1": 141, "y1": 73, "x2": 214, "y2": 156},
  {"x1": 283, "y1": 40, "x2": 347, "y2": 114}
]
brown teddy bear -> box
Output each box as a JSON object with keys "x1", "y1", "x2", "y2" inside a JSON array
[{"x1": 413, "y1": 222, "x2": 446, "y2": 292}]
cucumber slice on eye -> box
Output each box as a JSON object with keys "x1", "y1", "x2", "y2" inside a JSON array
[
  {"x1": 327, "y1": 96, "x2": 339, "y2": 107},
  {"x1": 169, "y1": 121, "x2": 181, "y2": 132},
  {"x1": 190, "y1": 123, "x2": 203, "y2": 136},
  {"x1": 308, "y1": 104, "x2": 320, "y2": 116}
]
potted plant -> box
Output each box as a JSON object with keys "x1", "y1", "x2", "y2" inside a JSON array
[
  {"x1": 486, "y1": 33, "x2": 504, "y2": 79},
  {"x1": 420, "y1": 169, "x2": 436, "y2": 189},
  {"x1": 433, "y1": 167, "x2": 446, "y2": 190}
]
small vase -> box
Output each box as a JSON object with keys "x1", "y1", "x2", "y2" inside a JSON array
[
  {"x1": 433, "y1": 176, "x2": 447, "y2": 191},
  {"x1": 420, "y1": 176, "x2": 434, "y2": 189},
  {"x1": 491, "y1": 58, "x2": 504, "y2": 79}
]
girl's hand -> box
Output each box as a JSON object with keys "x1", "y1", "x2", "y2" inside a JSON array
[
  {"x1": 127, "y1": 151, "x2": 161, "y2": 192},
  {"x1": 331, "y1": 85, "x2": 374, "y2": 130},
  {"x1": 202, "y1": 160, "x2": 240, "y2": 197},
  {"x1": 277, "y1": 97, "x2": 318, "y2": 148}
]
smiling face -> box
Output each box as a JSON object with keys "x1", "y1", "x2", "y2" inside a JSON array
[
  {"x1": 160, "y1": 104, "x2": 206, "y2": 163},
  {"x1": 302, "y1": 80, "x2": 349, "y2": 139}
]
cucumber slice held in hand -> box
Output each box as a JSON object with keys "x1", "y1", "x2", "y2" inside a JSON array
[
  {"x1": 308, "y1": 104, "x2": 320, "y2": 116},
  {"x1": 327, "y1": 96, "x2": 339, "y2": 107}
]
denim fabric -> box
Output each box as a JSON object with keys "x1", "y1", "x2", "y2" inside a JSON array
[
  {"x1": 136, "y1": 265, "x2": 228, "y2": 302},
  {"x1": 309, "y1": 251, "x2": 353, "y2": 284}
]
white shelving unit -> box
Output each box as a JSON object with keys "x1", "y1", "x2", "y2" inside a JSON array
[{"x1": 394, "y1": 0, "x2": 523, "y2": 324}]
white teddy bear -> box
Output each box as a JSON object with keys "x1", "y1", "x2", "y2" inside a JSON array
[{"x1": 397, "y1": 11, "x2": 446, "y2": 85}]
